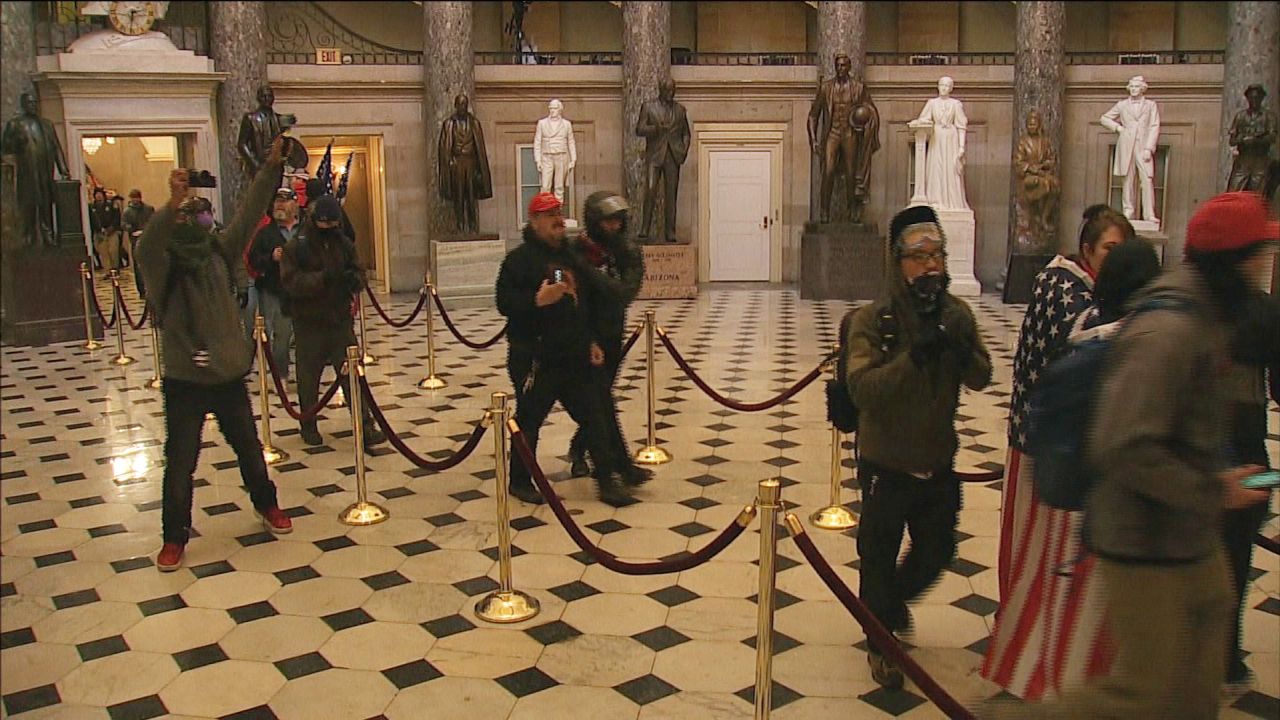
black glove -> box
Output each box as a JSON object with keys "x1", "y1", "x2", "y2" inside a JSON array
[
  {"x1": 343, "y1": 268, "x2": 363, "y2": 294},
  {"x1": 910, "y1": 318, "x2": 947, "y2": 367}
]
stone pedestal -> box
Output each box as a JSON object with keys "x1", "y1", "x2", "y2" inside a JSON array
[
  {"x1": 432, "y1": 236, "x2": 504, "y2": 309},
  {"x1": 2, "y1": 245, "x2": 91, "y2": 346},
  {"x1": 936, "y1": 209, "x2": 980, "y2": 297},
  {"x1": 800, "y1": 222, "x2": 884, "y2": 301},
  {"x1": 638, "y1": 244, "x2": 696, "y2": 299},
  {"x1": 1002, "y1": 253, "x2": 1055, "y2": 305},
  {"x1": 1135, "y1": 226, "x2": 1170, "y2": 264}
]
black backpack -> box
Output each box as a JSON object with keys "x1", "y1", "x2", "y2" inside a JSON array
[{"x1": 826, "y1": 306, "x2": 898, "y2": 433}]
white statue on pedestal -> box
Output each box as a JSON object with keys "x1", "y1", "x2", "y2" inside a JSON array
[
  {"x1": 912, "y1": 76, "x2": 969, "y2": 211},
  {"x1": 534, "y1": 99, "x2": 576, "y2": 204},
  {"x1": 1101, "y1": 76, "x2": 1160, "y2": 228}
]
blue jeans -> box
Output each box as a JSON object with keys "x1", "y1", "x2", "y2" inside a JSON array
[{"x1": 256, "y1": 287, "x2": 293, "y2": 379}]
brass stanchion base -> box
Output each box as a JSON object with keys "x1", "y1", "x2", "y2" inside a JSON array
[
  {"x1": 328, "y1": 388, "x2": 348, "y2": 409},
  {"x1": 263, "y1": 444, "x2": 290, "y2": 465},
  {"x1": 145, "y1": 376, "x2": 162, "y2": 390},
  {"x1": 339, "y1": 500, "x2": 389, "y2": 526},
  {"x1": 809, "y1": 504, "x2": 858, "y2": 531},
  {"x1": 362, "y1": 352, "x2": 378, "y2": 365},
  {"x1": 634, "y1": 445, "x2": 672, "y2": 465},
  {"x1": 417, "y1": 375, "x2": 447, "y2": 390},
  {"x1": 475, "y1": 590, "x2": 541, "y2": 624},
  {"x1": 84, "y1": 339, "x2": 103, "y2": 350},
  {"x1": 111, "y1": 354, "x2": 136, "y2": 366}
]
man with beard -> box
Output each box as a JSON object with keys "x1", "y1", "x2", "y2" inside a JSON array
[
  {"x1": 248, "y1": 188, "x2": 300, "y2": 380},
  {"x1": 841, "y1": 204, "x2": 992, "y2": 688},
  {"x1": 496, "y1": 192, "x2": 634, "y2": 507},
  {"x1": 135, "y1": 139, "x2": 294, "y2": 573},
  {"x1": 565, "y1": 191, "x2": 651, "y2": 487},
  {"x1": 280, "y1": 195, "x2": 386, "y2": 450}
]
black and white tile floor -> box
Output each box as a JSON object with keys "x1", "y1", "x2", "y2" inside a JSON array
[{"x1": 1, "y1": 276, "x2": 1276, "y2": 719}]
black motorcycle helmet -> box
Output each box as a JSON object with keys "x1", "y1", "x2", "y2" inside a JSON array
[{"x1": 583, "y1": 190, "x2": 630, "y2": 237}]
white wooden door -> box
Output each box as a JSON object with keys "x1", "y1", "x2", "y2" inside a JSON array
[{"x1": 708, "y1": 150, "x2": 771, "y2": 281}]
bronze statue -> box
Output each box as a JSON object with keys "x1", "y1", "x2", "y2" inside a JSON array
[
  {"x1": 1, "y1": 92, "x2": 70, "y2": 247},
  {"x1": 635, "y1": 78, "x2": 690, "y2": 243},
  {"x1": 808, "y1": 53, "x2": 880, "y2": 224},
  {"x1": 437, "y1": 94, "x2": 493, "y2": 234},
  {"x1": 1014, "y1": 110, "x2": 1060, "y2": 252},
  {"x1": 1227, "y1": 84, "x2": 1278, "y2": 193},
  {"x1": 237, "y1": 84, "x2": 296, "y2": 176}
]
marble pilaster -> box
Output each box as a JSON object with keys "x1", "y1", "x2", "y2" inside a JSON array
[
  {"x1": 811, "y1": 2, "x2": 867, "y2": 223},
  {"x1": 623, "y1": 1, "x2": 670, "y2": 236},
  {"x1": 422, "y1": 1, "x2": 474, "y2": 241},
  {"x1": 209, "y1": 1, "x2": 268, "y2": 212},
  {"x1": 1218, "y1": 1, "x2": 1280, "y2": 189},
  {"x1": 1, "y1": 0, "x2": 36, "y2": 124},
  {"x1": 1009, "y1": 1, "x2": 1064, "y2": 257}
]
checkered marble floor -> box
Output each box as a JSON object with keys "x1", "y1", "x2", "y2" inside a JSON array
[{"x1": 1, "y1": 275, "x2": 1277, "y2": 719}]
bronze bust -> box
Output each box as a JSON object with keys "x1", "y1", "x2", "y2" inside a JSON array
[
  {"x1": 437, "y1": 94, "x2": 493, "y2": 234},
  {"x1": 1227, "y1": 84, "x2": 1278, "y2": 193},
  {"x1": 1, "y1": 92, "x2": 70, "y2": 247},
  {"x1": 808, "y1": 54, "x2": 880, "y2": 224},
  {"x1": 635, "y1": 78, "x2": 691, "y2": 243}
]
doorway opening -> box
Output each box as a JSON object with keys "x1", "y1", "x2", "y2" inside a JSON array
[
  {"x1": 299, "y1": 135, "x2": 389, "y2": 290},
  {"x1": 696, "y1": 123, "x2": 785, "y2": 283}
]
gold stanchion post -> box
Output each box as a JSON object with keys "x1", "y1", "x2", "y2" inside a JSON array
[
  {"x1": 754, "y1": 478, "x2": 782, "y2": 720},
  {"x1": 475, "y1": 392, "x2": 540, "y2": 623},
  {"x1": 356, "y1": 290, "x2": 378, "y2": 365},
  {"x1": 811, "y1": 345, "x2": 858, "y2": 530},
  {"x1": 80, "y1": 262, "x2": 102, "y2": 350},
  {"x1": 108, "y1": 270, "x2": 135, "y2": 366},
  {"x1": 338, "y1": 345, "x2": 388, "y2": 526},
  {"x1": 146, "y1": 318, "x2": 163, "y2": 390},
  {"x1": 634, "y1": 309, "x2": 671, "y2": 465},
  {"x1": 417, "y1": 273, "x2": 447, "y2": 390},
  {"x1": 254, "y1": 314, "x2": 288, "y2": 465}
]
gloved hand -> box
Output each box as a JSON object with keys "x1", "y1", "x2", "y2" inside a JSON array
[
  {"x1": 343, "y1": 268, "x2": 363, "y2": 294},
  {"x1": 910, "y1": 318, "x2": 947, "y2": 367}
]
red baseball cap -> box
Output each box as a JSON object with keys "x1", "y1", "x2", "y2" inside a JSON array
[
  {"x1": 528, "y1": 192, "x2": 561, "y2": 216},
  {"x1": 1185, "y1": 192, "x2": 1279, "y2": 254}
]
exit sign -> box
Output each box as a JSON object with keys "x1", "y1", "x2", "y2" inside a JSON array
[{"x1": 316, "y1": 48, "x2": 341, "y2": 65}]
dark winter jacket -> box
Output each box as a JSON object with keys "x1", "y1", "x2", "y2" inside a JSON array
[
  {"x1": 571, "y1": 228, "x2": 644, "y2": 343},
  {"x1": 248, "y1": 221, "x2": 297, "y2": 296},
  {"x1": 280, "y1": 226, "x2": 364, "y2": 328},
  {"x1": 495, "y1": 224, "x2": 602, "y2": 365}
]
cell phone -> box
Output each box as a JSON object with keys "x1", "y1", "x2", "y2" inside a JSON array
[
  {"x1": 1241, "y1": 470, "x2": 1280, "y2": 490},
  {"x1": 553, "y1": 268, "x2": 564, "y2": 284}
]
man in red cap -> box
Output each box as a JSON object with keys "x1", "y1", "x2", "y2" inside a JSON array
[
  {"x1": 982, "y1": 191, "x2": 1275, "y2": 718},
  {"x1": 495, "y1": 192, "x2": 635, "y2": 507}
]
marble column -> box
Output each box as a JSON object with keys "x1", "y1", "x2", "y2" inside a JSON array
[
  {"x1": 811, "y1": 1, "x2": 867, "y2": 222},
  {"x1": 1, "y1": 1, "x2": 36, "y2": 125},
  {"x1": 423, "y1": 1, "x2": 473, "y2": 240},
  {"x1": 1008, "y1": 1, "x2": 1064, "y2": 256},
  {"x1": 623, "y1": 1, "x2": 670, "y2": 234},
  {"x1": 1218, "y1": 1, "x2": 1280, "y2": 189},
  {"x1": 209, "y1": 1, "x2": 268, "y2": 212}
]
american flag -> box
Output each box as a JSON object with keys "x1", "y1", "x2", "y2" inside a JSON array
[{"x1": 1008, "y1": 256, "x2": 1094, "y2": 451}]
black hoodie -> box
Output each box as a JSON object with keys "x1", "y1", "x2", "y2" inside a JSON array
[{"x1": 495, "y1": 224, "x2": 601, "y2": 365}]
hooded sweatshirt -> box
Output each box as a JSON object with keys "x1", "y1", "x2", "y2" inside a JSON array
[
  {"x1": 495, "y1": 224, "x2": 601, "y2": 365},
  {"x1": 842, "y1": 265, "x2": 993, "y2": 474},
  {"x1": 135, "y1": 159, "x2": 283, "y2": 384}
]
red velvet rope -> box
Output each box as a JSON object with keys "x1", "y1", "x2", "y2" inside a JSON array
[
  {"x1": 364, "y1": 286, "x2": 429, "y2": 328},
  {"x1": 658, "y1": 330, "x2": 833, "y2": 412},
  {"x1": 1257, "y1": 533, "x2": 1280, "y2": 555},
  {"x1": 956, "y1": 469, "x2": 1004, "y2": 483},
  {"x1": 789, "y1": 525, "x2": 978, "y2": 720},
  {"x1": 117, "y1": 295, "x2": 150, "y2": 331},
  {"x1": 260, "y1": 336, "x2": 343, "y2": 422},
  {"x1": 620, "y1": 323, "x2": 642, "y2": 359},
  {"x1": 430, "y1": 289, "x2": 507, "y2": 349},
  {"x1": 359, "y1": 375, "x2": 489, "y2": 471},
  {"x1": 89, "y1": 281, "x2": 116, "y2": 328},
  {"x1": 509, "y1": 426, "x2": 755, "y2": 574}
]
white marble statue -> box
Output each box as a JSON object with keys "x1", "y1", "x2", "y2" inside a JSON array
[
  {"x1": 534, "y1": 99, "x2": 576, "y2": 204},
  {"x1": 1101, "y1": 76, "x2": 1161, "y2": 225},
  {"x1": 913, "y1": 76, "x2": 969, "y2": 211}
]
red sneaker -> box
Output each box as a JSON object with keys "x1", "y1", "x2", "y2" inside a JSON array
[
  {"x1": 157, "y1": 542, "x2": 184, "y2": 572},
  {"x1": 260, "y1": 506, "x2": 293, "y2": 535}
]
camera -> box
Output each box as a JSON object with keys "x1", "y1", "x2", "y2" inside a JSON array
[{"x1": 184, "y1": 170, "x2": 218, "y2": 188}]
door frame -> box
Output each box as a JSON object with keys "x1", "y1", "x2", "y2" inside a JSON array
[{"x1": 696, "y1": 123, "x2": 786, "y2": 284}]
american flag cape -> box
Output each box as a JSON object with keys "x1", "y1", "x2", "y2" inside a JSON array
[{"x1": 983, "y1": 255, "x2": 1114, "y2": 699}]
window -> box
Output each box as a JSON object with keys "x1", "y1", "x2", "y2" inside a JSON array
[
  {"x1": 516, "y1": 144, "x2": 575, "y2": 224},
  {"x1": 1106, "y1": 144, "x2": 1170, "y2": 223}
]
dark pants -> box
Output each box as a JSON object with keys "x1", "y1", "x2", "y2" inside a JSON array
[
  {"x1": 856, "y1": 460, "x2": 961, "y2": 653},
  {"x1": 568, "y1": 335, "x2": 634, "y2": 469},
  {"x1": 508, "y1": 350, "x2": 619, "y2": 490},
  {"x1": 161, "y1": 377, "x2": 278, "y2": 544},
  {"x1": 294, "y1": 320, "x2": 369, "y2": 432},
  {"x1": 1224, "y1": 401, "x2": 1271, "y2": 681}
]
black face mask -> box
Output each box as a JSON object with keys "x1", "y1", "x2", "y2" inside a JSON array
[{"x1": 909, "y1": 272, "x2": 948, "y2": 311}]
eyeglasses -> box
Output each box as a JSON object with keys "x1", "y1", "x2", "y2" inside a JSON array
[{"x1": 903, "y1": 250, "x2": 947, "y2": 265}]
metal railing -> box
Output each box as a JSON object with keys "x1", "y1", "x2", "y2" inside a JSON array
[
  {"x1": 34, "y1": 0, "x2": 208, "y2": 56},
  {"x1": 265, "y1": 1, "x2": 421, "y2": 66},
  {"x1": 1065, "y1": 50, "x2": 1224, "y2": 65}
]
